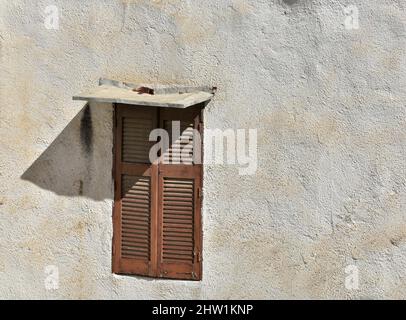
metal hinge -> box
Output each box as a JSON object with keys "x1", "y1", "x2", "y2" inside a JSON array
[
  {"x1": 194, "y1": 250, "x2": 201, "y2": 262},
  {"x1": 197, "y1": 187, "x2": 202, "y2": 199}
]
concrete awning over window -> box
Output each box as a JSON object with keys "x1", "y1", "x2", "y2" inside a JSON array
[{"x1": 73, "y1": 78, "x2": 216, "y2": 108}]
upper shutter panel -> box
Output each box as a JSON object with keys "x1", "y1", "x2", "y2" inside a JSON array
[
  {"x1": 160, "y1": 106, "x2": 202, "y2": 165},
  {"x1": 162, "y1": 120, "x2": 195, "y2": 165},
  {"x1": 121, "y1": 109, "x2": 155, "y2": 164}
]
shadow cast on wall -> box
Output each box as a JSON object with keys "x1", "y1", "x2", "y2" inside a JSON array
[{"x1": 21, "y1": 103, "x2": 114, "y2": 201}]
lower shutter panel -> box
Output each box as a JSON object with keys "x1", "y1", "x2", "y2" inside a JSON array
[
  {"x1": 158, "y1": 167, "x2": 201, "y2": 280},
  {"x1": 162, "y1": 178, "x2": 194, "y2": 263},
  {"x1": 117, "y1": 174, "x2": 152, "y2": 275},
  {"x1": 121, "y1": 175, "x2": 151, "y2": 260}
]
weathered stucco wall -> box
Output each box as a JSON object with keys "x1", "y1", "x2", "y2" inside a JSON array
[{"x1": 0, "y1": 0, "x2": 405, "y2": 299}]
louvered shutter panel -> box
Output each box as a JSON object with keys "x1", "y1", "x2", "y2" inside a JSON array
[
  {"x1": 157, "y1": 106, "x2": 202, "y2": 280},
  {"x1": 122, "y1": 117, "x2": 154, "y2": 163},
  {"x1": 121, "y1": 175, "x2": 151, "y2": 260},
  {"x1": 162, "y1": 119, "x2": 195, "y2": 164},
  {"x1": 112, "y1": 105, "x2": 158, "y2": 276}
]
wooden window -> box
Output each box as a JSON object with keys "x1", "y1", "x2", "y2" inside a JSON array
[{"x1": 112, "y1": 104, "x2": 203, "y2": 280}]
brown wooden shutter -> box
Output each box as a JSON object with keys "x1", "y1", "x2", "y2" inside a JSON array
[
  {"x1": 157, "y1": 106, "x2": 202, "y2": 280},
  {"x1": 112, "y1": 105, "x2": 158, "y2": 277},
  {"x1": 112, "y1": 104, "x2": 202, "y2": 280}
]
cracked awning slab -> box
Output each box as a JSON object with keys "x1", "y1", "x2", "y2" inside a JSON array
[{"x1": 73, "y1": 78, "x2": 216, "y2": 108}]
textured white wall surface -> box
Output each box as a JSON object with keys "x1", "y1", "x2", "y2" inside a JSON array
[{"x1": 0, "y1": 0, "x2": 405, "y2": 299}]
